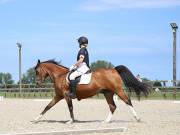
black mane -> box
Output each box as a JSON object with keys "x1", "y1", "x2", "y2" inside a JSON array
[
  {"x1": 43, "y1": 59, "x2": 61, "y2": 65},
  {"x1": 35, "y1": 59, "x2": 69, "y2": 70}
]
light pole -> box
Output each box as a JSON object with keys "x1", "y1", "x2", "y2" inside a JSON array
[
  {"x1": 170, "y1": 23, "x2": 178, "y2": 98},
  {"x1": 17, "y1": 43, "x2": 22, "y2": 93},
  {"x1": 170, "y1": 23, "x2": 178, "y2": 86}
]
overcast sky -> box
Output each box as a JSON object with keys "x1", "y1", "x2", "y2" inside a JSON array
[{"x1": 0, "y1": 0, "x2": 180, "y2": 82}]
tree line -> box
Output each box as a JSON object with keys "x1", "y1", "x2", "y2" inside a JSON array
[{"x1": 0, "y1": 60, "x2": 180, "y2": 87}]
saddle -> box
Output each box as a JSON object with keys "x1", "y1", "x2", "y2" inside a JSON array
[{"x1": 67, "y1": 70, "x2": 92, "y2": 84}]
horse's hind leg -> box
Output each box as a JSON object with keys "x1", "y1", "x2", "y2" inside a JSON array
[
  {"x1": 116, "y1": 87, "x2": 140, "y2": 122},
  {"x1": 103, "y1": 91, "x2": 116, "y2": 123}
]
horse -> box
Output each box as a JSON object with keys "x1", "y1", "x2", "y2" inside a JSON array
[{"x1": 34, "y1": 59, "x2": 151, "y2": 123}]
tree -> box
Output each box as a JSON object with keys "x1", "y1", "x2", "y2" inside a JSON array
[
  {"x1": 153, "y1": 80, "x2": 162, "y2": 87},
  {"x1": 90, "y1": 60, "x2": 114, "y2": 71},
  {"x1": 142, "y1": 78, "x2": 152, "y2": 86},
  {"x1": 22, "y1": 67, "x2": 51, "y2": 84},
  {"x1": 22, "y1": 67, "x2": 36, "y2": 84},
  {"x1": 0, "y1": 72, "x2": 14, "y2": 85},
  {"x1": 177, "y1": 82, "x2": 180, "y2": 87}
]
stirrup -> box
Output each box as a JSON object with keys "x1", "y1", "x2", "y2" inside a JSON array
[
  {"x1": 65, "y1": 91, "x2": 76, "y2": 99},
  {"x1": 69, "y1": 93, "x2": 76, "y2": 99}
]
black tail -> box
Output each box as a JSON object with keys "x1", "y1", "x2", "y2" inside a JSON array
[{"x1": 115, "y1": 65, "x2": 151, "y2": 98}]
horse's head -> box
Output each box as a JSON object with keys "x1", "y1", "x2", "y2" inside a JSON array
[{"x1": 34, "y1": 59, "x2": 48, "y2": 85}]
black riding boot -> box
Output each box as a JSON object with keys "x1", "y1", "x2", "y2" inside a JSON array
[{"x1": 68, "y1": 80, "x2": 77, "y2": 99}]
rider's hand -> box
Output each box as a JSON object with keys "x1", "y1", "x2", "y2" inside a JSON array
[{"x1": 69, "y1": 65, "x2": 77, "y2": 71}]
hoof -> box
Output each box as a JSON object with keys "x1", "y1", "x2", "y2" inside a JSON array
[
  {"x1": 33, "y1": 114, "x2": 43, "y2": 123},
  {"x1": 102, "y1": 120, "x2": 111, "y2": 123},
  {"x1": 137, "y1": 118, "x2": 141, "y2": 122},
  {"x1": 135, "y1": 117, "x2": 141, "y2": 122},
  {"x1": 66, "y1": 119, "x2": 74, "y2": 124}
]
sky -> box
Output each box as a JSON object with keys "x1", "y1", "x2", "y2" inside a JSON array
[{"x1": 0, "y1": 0, "x2": 180, "y2": 82}]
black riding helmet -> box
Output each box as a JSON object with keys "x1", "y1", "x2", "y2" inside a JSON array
[{"x1": 78, "y1": 36, "x2": 88, "y2": 45}]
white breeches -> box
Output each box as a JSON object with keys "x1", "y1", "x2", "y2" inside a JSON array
[{"x1": 69, "y1": 63, "x2": 89, "y2": 80}]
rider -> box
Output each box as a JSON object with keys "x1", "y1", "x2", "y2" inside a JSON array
[{"x1": 67, "y1": 36, "x2": 90, "y2": 99}]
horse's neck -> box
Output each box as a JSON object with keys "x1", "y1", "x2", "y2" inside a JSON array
[{"x1": 45, "y1": 64, "x2": 68, "y2": 80}]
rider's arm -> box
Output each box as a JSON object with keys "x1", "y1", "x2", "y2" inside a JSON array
[{"x1": 74, "y1": 55, "x2": 84, "y2": 67}]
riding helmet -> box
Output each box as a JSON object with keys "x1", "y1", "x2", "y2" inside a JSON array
[{"x1": 78, "y1": 36, "x2": 88, "y2": 45}]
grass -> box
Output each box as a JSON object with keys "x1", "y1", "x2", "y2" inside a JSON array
[
  {"x1": 145, "y1": 91, "x2": 180, "y2": 100},
  {"x1": 0, "y1": 92, "x2": 55, "y2": 99},
  {"x1": 0, "y1": 91, "x2": 180, "y2": 100},
  {"x1": 92, "y1": 91, "x2": 180, "y2": 100}
]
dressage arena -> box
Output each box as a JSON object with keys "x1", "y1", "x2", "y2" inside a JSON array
[{"x1": 0, "y1": 99, "x2": 180, "y2": 135}]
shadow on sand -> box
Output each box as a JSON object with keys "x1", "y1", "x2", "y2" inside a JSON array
[{"x1": 32, "y1": 119, "x2": 135, "y2": 124}]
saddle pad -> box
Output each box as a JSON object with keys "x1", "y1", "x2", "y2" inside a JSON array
[
  {"x1": 79, "y1": 73, "x2": 92, "y2": 84},
  {"x1": 66, "y1": 73, "x2": 92, "y2": 84}
]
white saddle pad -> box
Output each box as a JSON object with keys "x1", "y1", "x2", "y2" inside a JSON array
[
  {"x1": 66, "y1": 73, "x2": 92, "y2": 84},
  {"x1": 79, "y1": 73, "x2": 92, "y2": 84}
]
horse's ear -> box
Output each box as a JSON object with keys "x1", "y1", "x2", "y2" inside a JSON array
[{"x1": 38, "y1": 59, "x2": 40, "y2": 64}]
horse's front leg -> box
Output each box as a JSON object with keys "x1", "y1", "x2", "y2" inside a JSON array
[
  {"x1": 65, "y1": 97, "x2": 75, "y2": 124},
  {"x1": 33, "y1": 95, "x2": 63, "y2": 123}
]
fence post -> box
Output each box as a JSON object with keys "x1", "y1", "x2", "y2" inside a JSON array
[
  {"x1": 173, "y1": 80, "x2": 177, "y2": 99},
  {"x1": 163, "y1": 81, "x2": 166, "y2": 98}
]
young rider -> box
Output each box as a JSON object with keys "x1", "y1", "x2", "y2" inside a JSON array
[{"x1": 67, "y1": 36, "x2": 90, "y2": 99}]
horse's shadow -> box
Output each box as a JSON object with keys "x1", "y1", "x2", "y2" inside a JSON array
[
  {"x1": 33, "y1": 119, "x2": 101, "y2": 124},
  {"x1": 32, "y1": 119, "x2": 134, "y2": 124}
]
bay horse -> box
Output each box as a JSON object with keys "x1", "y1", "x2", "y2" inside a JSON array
[{"x1": 34, "y1": 59, "x2": 151, "y2": 123}]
